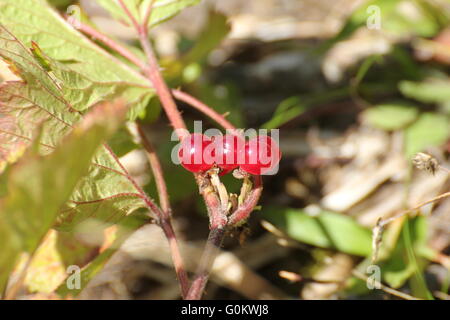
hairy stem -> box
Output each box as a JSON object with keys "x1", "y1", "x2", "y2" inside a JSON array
[
  {"x1": 185, "y1": 175, "x2": 263, "y2": 300},
  {"x1": 136, "y1": 123, "x2": 171, "y2": 213},
  {"x1": 160, "y1": 219, "x2": 190, "y2": 298},
  {"x1": 186, "y1": 227, "x2": 226, "y2": 300},
  {"x1": 138, "y1": 36, "x2": 188, "y2": 137}
]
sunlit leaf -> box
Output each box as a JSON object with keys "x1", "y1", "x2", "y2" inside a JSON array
[
  {"x1": 0, "y1": 0, "x2": 153, "y2": 119},
  {"x1": 0, "y1": 25, "x2": 147, "y2": 232},
  {"x1": 399, "y1": 79, "x2": 450, "y2": 104},
  {"x1": 404, "y1": 112, "x2": 450, "y2": 158},
  {"x1": 14, "y1": 230, "x2": 97, "y2": 294},
  {"x1": 0, "y1": 101, "x2": 127, "y2": 293}
]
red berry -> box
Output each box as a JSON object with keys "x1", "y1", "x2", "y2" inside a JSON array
[
  {"x1": 178, "y1": 133, "x2": 214, "y2": 172},
  {"x1": 213, "y1": 134, "x2": 244, "y2": 175},
  {"x1": 240, "y1": 135, "x2": 281, "y2": 175}
]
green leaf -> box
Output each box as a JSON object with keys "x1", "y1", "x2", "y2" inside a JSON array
[
  {"x1": 363, "y1": 102, "x2": 419, "y2": 130},
  {"x1": 404, "y1": 112, "x2": 450, "y2": 158},
  {"x1": 262, "y1": 88, "x2": 350, "y2": 129},
  {"x1": 0, "y1": 25, "x2": 146, "y2": 231},
  {"x1": 0, "y1": 0, "x2": 153, "y2": 119},
  {"x1": 262, "y1": 96, "x2": 307, "y2": 130},
  {"x1": 399, "y1": 79, "x2": 450, "y2": 104},
  {"x1": 0, "y1": 101, "x2": 126, "y2": 293},
  {"x1": 107, "y1": 126, "x2": 140, "y2": 157},
  {"x1": 182, "y1": 11, "x2": 230, "y2": 67},
  {"x1": 382, "y1": 216, "x2": 430, "y2": 292},
  {"x1": 95, "y1": 0, "x2": 201, "y2": 29},
  {"x1": 262, "y1": 207, "x2": 372, "y2": 256},
  {"x1": 0, "y1": 33, "x2": 130, "y2": 113}
]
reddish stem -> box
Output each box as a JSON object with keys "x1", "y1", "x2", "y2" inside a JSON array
[
  {"x1": 171, "y1": 89, "x2": 236, "y2": 132},
  {"x1": 138, "y1": 38, "x2": 188, "y2": 138},
  {"x1": 137, "y1": 123, "x2": 171, "y2": 213},
  {"x1": 228, "y1": 175, "x2": 263, "y2": 226},
  {"x1": 186, "y1": 176, "x2": 263, "y2": 300},
  {"x1": 160, "y1": 219, "x2": 190, "y2": 298}
]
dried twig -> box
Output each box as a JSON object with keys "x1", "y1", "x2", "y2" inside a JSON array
[
  {"x1": 352, "y1": 270, "x2": 421, "y2": 300},
  {"x1": 371, "y1": 153, "x2": 450, "y2": 262}
]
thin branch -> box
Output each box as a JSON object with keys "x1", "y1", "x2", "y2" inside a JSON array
[
  {"x1": 121, "y1": 0, "x2": 187, "y2": 137},
  {"x1": 138, "y1": 34, "x2": 188, "y2": 137},
  {"x1": 159, "y1": 218, "x2": 190, "y2": 298},
  {"x1": 172, "y1": 89, "x2": 237, "y2": 132},
  {"x1": 136, "y1": 123, "x2": 171, "y2": 213},
  {"x1": 379, "y1": 191, "x2": 450, "y2": 227}
]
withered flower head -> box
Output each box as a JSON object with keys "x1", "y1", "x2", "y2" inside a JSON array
[{"x1": 412, "y1": 152, "x2": 439, "y2": 175}]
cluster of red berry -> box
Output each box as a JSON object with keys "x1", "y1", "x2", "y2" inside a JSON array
[{"x1": 178, "y1": 133, "x2": 281, "y2": 175}]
